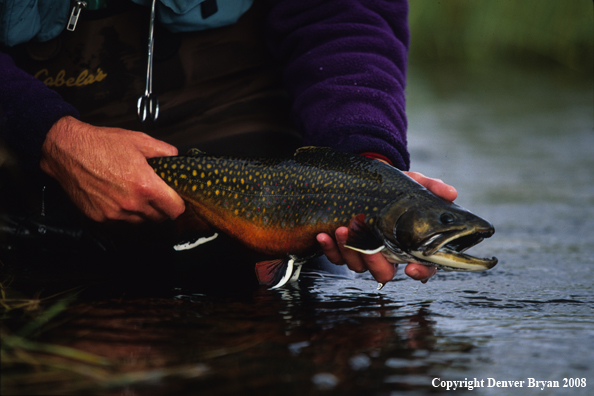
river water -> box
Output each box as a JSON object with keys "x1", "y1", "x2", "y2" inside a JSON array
[{"x1": 3, "y1": 64, "x2": 593, "y2": 396}]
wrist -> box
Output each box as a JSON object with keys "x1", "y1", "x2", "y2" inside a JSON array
[{"x1": 360, "y1": 152, "x2": 393, "y2": 166}]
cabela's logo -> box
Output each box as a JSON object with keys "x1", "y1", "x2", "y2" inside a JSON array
[{"x1": 34, "y1": 68, "x2": 107, "y2": 87}]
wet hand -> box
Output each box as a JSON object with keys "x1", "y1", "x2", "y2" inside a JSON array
[
  {"x1": 316, "y1": 170, "x2": 456, "y2": 286},
  {"x1": 41, "y1": 116, "x2": 185, "y2": 223}
]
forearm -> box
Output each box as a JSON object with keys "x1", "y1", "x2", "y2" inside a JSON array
[
  {"x1": 266, "y1": 0, "x2": 410, "y2": 170},
  {"x1": 0, "y1": 51, "x2": 79, "y2": 172}
]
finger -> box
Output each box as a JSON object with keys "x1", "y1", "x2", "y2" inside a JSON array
[
  {"x1": 317, "y1": 233, "x2": 345, "y2": 265},
  {"x1": 362, "y1": 253, "x2": 397, "y2": 285},
  {"x1": 335, "y1": 227, "x2": 368, "y2": 273},
  {"x1": 132, "y1": 132, "x2": 179, "y2": 158},
  {"x1": 150, "y1": 181, "x2": 186, "y2": 220},
  {"x1": 136, "y1": 202, "x2": 173, "y2": 223},
  {"x1": 137, "y1": 162, "x2": 186, "y2": 220},
  {"x1": 405, "y1": 263, "x2": 437, "y2": 283},
  {"x1": 405, "y1": 171, "x2": 458, "y2": 202}
]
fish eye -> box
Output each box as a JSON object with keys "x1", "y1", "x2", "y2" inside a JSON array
[{"x1": 440, "y1": 213, "x2": 455, "y2": 225}]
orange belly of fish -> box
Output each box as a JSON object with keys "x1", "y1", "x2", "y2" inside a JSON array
[{"x1": 183, "y1": 196, "x2": 340, "y2": 257}]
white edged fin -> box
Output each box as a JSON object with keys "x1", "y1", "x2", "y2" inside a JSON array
[
  {"x1": 270, "y1": 258, "x2": 295, "y2": 289},
  {"x1": 344, "y1": 244, "x2": 385, "y2": 255},
  {"x1": 288, "y1": 263, "x2": 303, "y2": 283},
  {"x1": 173, "y1": 233, "x2": 218, "y2": 251}
]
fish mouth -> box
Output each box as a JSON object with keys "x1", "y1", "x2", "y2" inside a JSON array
[{"x1": 409, "y1": 228, "x2": 498, "y2": 271}]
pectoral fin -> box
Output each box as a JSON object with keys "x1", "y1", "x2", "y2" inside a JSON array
[{"x1": 344, "y1": 214, "x2": 385, "y2": 255}]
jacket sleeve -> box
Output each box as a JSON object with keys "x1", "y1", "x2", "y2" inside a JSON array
[
  {"x1": 266, "y1": 0, "x2": 410, "y2": 170},
  {"x1": 0, "y1": 51, "x2": 79, "y2": 172}
]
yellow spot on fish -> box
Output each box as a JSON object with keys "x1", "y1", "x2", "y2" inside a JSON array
[
  {"x1": 192, "y1": 185, "x2": 197, "y2": 191},
  {"x1": 215, "y1": 190, "x2": 220, "y2": 195},
  {"x1": 160, "y1": 172, "x2": 165, "y2": 178},
  {"x1": 207, "y1": 180, "x2": 212, "y2": 187},
  {"x1": 223, "y1": 176, "x2": 227, "y2": 182},
  {"x1": 180, "y1": 174, "x2": 187, "y2": 179},
  {"x1": 172, "y1": 164, "x2": 177, "y2": 169},
  {"x1": 201, "y1": 172, "x2": 205, "y2": 178},
  {"x1": 192, "y1": 170, "x2": 197, "y2": 176}
]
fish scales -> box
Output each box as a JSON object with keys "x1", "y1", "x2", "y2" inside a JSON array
[{"x1": 149, "y1": 147, "x2": 411, "y2": 257}]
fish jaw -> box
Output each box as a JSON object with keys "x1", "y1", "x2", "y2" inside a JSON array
[
  {"x1": 408, "y1": 248, "x2": 498, "y2": 272},
  {"x1": 410, "y1": 223, "x2": 497, "y2": 271},
  {"x1": 380, "y1": 225, "x2": 498, "y2": 272}
]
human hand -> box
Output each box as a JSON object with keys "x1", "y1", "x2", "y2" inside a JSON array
[
  {"x1": 316, "y1": 169, "x2": 458, "y2": 286},
  {"x1": 40, "y1": 116, "x2": 185, "y2": 223}
]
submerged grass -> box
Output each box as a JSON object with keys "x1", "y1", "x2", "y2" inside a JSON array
[
  {"x1": 0, "y1": 279, "x2": 209, "y2": 395},
  {"x1": 0, "y1": 279, "x2": 107, "y2": 394}
]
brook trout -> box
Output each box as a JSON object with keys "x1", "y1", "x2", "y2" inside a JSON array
[{"x1": 148, "y1": 147, "x2": 497, "y2": 289}]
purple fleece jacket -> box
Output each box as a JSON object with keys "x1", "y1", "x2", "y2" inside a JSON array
[
  {"x1": 0, "y1": 0, "x2": 409, "y2": 171},
  {"x1": 0, "y1": 52, "x2": 79, "y2": 172},
  {"x1": 266, "y1": 0, "x2": 410, "y2": 170}
]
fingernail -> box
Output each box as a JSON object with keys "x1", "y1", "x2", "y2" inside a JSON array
[{"x1": 377, "y1": 283, "x2": 385, "y2": 290}]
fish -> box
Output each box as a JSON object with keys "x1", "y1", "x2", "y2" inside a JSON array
[{"x1": 147, "y1": 147, "x2": 497, "y2": 289}]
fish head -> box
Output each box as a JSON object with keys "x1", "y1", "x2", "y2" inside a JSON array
[{"x1": 378, "y1": 197, "x2": 498, "y2": 271}]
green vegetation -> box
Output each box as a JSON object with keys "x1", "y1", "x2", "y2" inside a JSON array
[
  {"x1": 409, "y1": 0, "x2": 593, "y2": 71},
  {"x1": 0, "y1": 281, "x2": 204, "y2": 395}
]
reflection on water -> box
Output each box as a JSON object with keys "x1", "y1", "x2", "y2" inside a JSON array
[{"x1": 2, "y1": 65, "x2": 593, "y2": 395}]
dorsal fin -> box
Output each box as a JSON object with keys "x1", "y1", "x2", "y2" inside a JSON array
[
  {"x1": 294, "y1": 146, "x2": 332, "y2": 156},
  {"x1": 186, "y1": 148, "x2": 206, "y2": 157}
]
